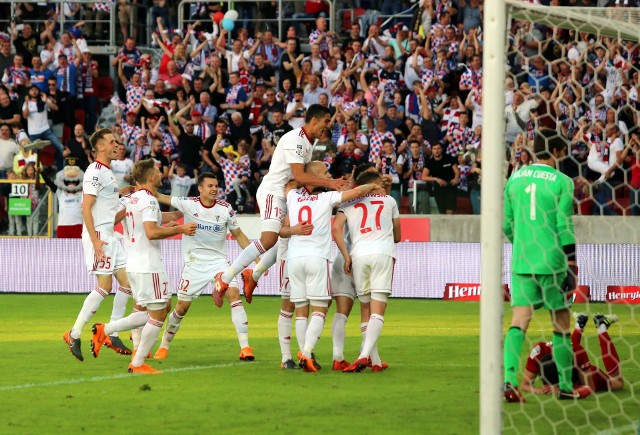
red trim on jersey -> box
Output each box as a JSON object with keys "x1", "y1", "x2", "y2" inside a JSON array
[
  {"x1": 215, "y1": 199, "x2": 231, "y2": 208},
  {"x1": 279, "y1": 259, "x2": 285, "y2": 289},
  {"x1": 300, "y1": 127, "x2": 312, "y2": 143},
  {"x1": 139, "y1": 188, "x2": 153, "y2": 196},
  {"x1": 326, "y1": 260, "x2": 332, "y2": 296},
  {"x1": 153, "y1": 273, "x2": 160, "y2": 300},
  {"x1": 265, "y1": 194, "x2": 273, "y2": 219},
  {"x1": 198, "y1": 197, "x2": 215, "y2": 209},
  {"x1": 95, "y1": 160, "x2": 110, "y2": 169}
]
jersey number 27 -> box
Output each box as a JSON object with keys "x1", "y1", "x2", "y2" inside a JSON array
[{"x1": 354, "y1": 201, "x2": 385, "y2": 234}]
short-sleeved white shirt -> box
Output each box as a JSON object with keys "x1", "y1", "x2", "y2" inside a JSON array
[
  {"x1": 257, "y1": 127, "x2": 315, "y2": 199},
  {"x1": 82, "y1": 160, "x2": 120, "y2": 236},
  {"x1": 111, "y1": 158, "x2": 133, "y2": 189},
  {"x1": 124, "y1": 189, "x2": 163, "y2": 272},
  {"x1": 338, "y1": 194, "x2": 399, "y2": 259},
  {"x1": 171, "y1": 196, "x2": 239, "y2": 264},
  {"x1": 287, "y1": 187, "x2": 343, "y2": 261}
]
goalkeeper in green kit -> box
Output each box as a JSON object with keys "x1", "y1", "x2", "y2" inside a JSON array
[{"x1": 502, "y1": 129, "x2": 591, "y2": 403}]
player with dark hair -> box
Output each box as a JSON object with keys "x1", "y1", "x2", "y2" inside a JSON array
[
  {"x1": 214, "y1": 104, "x2": 349, "y2": 303},
  {"x1": 503, "y1": 129, "x2": 590, "y2": 402},
  {"x1": 521, "y1": 313, "x2": 623, "y2": 395},
  {"x1": 151, "y1": 173, "x2": 258, "y2": 362}
]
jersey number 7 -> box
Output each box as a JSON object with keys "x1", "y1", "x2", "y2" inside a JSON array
[{"x1": 354, "y1": 200, "x2": 385, "y2": 234}]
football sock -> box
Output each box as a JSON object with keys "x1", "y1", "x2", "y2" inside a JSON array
[
  {"x1": 222, "y1": 240, "x2": 265, "y2": 283},
  {"x1": 331, "y1": 313, "x2": 348, "y2": 361},
  {"x1": 571, "y1": 327, "x2": 583, "y2": 348},
  {"x1": 553, "y1": 331, "x2": 573, "y2": 392},
  {"x1": 303, "y1": 312, "x2": 326, "y2": 358},
  {"x1": 160, "y1": 310, "x2": 184, "y2": 349},
  {"x1": 278, "y1": 310, "x2": 293, "y2": 362},
  {"x1": 252, "y1": 244, "x2": 278, "y2": 281},
  {"x1": 104, "y1": 310, "x2": 148, "y2": 336},
  {"x1": 295, "y1": 316, "x2": 308, "y2": 351},
  {"x1": 598, "y1": 330, "x2": 620, "y2": 376},
  {"x1": 131, "y1": 318, "x2": 163, "y2": 367},
  {"x1": 131, "y1": 326, "x2": 142, "y2": 350},
  {"x1": 108, "y1": 286, "x2": 132, "y2": 337},
  {"x1": 360, "y1": 322, "x2": 368, "y2": 352},
  {"x1": 230, "y1": 300, "x2": 249, "y2": 348},
  {"x1": 71, "y1": 287, "x2": 109, "y2": 339},
  {"x1": 503, "y1": 326, "x2": 525, "y2": 386},
  {"x1": 359, "y1": 314, "x2": 384, "y2": 359}
]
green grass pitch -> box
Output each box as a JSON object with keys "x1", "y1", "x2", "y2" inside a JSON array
[{"x1": 0, "y1": 295, "x2": 638, "y2": 434}]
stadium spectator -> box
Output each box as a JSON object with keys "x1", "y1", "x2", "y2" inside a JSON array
[
  {"x1": 22, "y1": 85, "x2": 64, "y2": 170},
  {"x1": 111, "y1": 143, "x2": 134, "y2": 188},
  {"x1": 0, "y1": 124, "x2": 19, "y2": 178},
  {"x1": 421, "y1": 142, "x2": 459, "y2": 215},
  {"x1": 64, "y1": 124, "x2": 91, "y2": 170},
  {"x1": 0, "y1": 90, "x2": 21, "y2": 126}
]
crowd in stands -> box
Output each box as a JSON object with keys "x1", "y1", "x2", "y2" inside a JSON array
[{"x1": 1, "y1": 0, "x2": 640, "y2": 236}]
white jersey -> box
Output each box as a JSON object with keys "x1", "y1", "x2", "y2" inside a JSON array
[
  {"x1": 82, "y1": 161, "x2": 120, "y2": 236},
  {"x1": 124, "y1": 189, "x2": 163, "y2": 273},
  {"x1": 56, "y1": 190, "x2": 83, "y2": 226},
  {"x1": 338, "y1": 194, "x2": 399, "y2": 259},
  {"x1": 257, "y1": 127, "x2": 315, "y2": 199},
  {"x1": 287, "y1": 187, "x2": 343, "y2": 261},
  {"x1": 171, "y1": 196, "x2": 239, "y2": 263},
  {"x1": 111, "y1": 158, "x2": 134, "y2": 189}
]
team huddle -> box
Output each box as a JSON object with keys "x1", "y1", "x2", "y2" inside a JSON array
[{"x1": 62, "y1": 104, "x2": 400, "y2": 374}]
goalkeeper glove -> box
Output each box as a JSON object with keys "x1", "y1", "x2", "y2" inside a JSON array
[{"x1": 561, "y1": 265, "x2": 578, "y2": 294}]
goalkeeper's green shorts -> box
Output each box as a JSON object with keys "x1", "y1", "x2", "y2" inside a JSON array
[{"x1": 511, "y1": 273, "x2": 571, "y2": 311}]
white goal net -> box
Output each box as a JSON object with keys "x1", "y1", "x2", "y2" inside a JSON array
[{"x1": 481, "y1": 1, "x2": 640, "y2": 434}]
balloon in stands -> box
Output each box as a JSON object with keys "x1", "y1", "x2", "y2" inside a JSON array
[{"x1": 224, "y1": 10, "x2": 239, "y2": 21}]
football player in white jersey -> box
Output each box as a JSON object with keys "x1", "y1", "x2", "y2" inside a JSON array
[
  {"x1": 91, "y1": 159, "x2": 196, "y2": 374},
  {"x1": 214, "y1": 105, "x2": 351, "y2": 302},
  {"x1": 333, "y1": 170, "x2": 401, "y2": 373},
  {"x1": 64, "y1": 129, "x2": 136, "y2": 361},
  {"x1": 251, "y1": 181, "x2": 314, "y2": 369},
  {"x1": 284, "y1": 161, "x2": 376, "y2": 372},
  {"x1": 151, "y1": 173, "x2": 258, "y2": 362},
  {"x1": 330, "y1": 163, "x2": 392, "y2": 371}
]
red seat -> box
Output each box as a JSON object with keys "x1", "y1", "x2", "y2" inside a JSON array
[
  {"x1": 341, "y1": 8, "x2": 366, "y2": 35},
  {"x1": 94, "y1": 76, "x2": 114, "y2": 101}
]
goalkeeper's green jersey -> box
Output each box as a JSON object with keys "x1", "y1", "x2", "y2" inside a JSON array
[{"x1": 504, "y1": 163, "x2": 575, "y2": 275}]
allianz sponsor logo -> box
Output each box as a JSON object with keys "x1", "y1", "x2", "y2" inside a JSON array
[{"x1": 197, "y1": 223, "x2": 223, "y2": 232}]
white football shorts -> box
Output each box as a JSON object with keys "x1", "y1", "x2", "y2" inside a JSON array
[
  {"x1": 279, "y1": 259, "x2": 291, "y2": 299},
  {"x1": 127, "y1": 271, "x2": 170, "y2": 307},
  {"x1": 256, "y1": 190, "x2": 287, "y2": 233},
  {"x1": 288, "y1": 256, "x2": 331, "y2": 303},
  {"x1": 177, "y1": 261, "x2": 239, "y2": 301},
  {"x1": 331, "y1": 253, "x2": 356, "y2": 300},
  {"x1": 82, "y1": 230, "x2": 127, "y2": 275},
  {"x1": 352, "y1": 254, "x2": 395, "y2": 296}
]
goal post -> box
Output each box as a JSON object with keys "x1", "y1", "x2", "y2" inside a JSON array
[
  {"x1": 479, "y1": 1, "x2": 507, "y2": 435},
  {"x1": 482, "y1": 1, "x2": 640, "y2": 433}
]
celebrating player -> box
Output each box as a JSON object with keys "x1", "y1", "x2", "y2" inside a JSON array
[
  {"x1": 152, "y1": 173, "x2": 257, "y2": 361},
  {"x1": 214, "y1": 105, "x2": 350, "y2": 301},
  {"x1": 521, "y1": 313, "x2": 623, "y2": 395},
  {"x1": 285, "y1": 161, "x2": 376, "y2": 372},
  {"x1": 333, "y1": 171, "x2": 401, "y2": 373},
  {"x1": 91, "y1": 159, "x2": 196, "y2": 374},
  {"x1": 63, "y1": 128, "x2": 133, "y2": 361},
  {"x1": 503, "y1": 129, "x2": 589, "y2": 402}
]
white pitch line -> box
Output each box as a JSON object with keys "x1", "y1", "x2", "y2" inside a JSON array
[
  {"x1": 0, "y1": 361, "x2": 255, "y2": 391},
  {"x1": 593, "y1": 422, "x2": 639, "y2": 435}
]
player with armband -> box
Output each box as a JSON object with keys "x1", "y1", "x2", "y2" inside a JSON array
[
  {"x1": 333, "y1": 170, "x2": 401, "y2": 373},
  {"x1": 502, "y1": 129, "x2": 590, "y2": 402},
  {"x1": 283, "y1": 161, "x2": 377, "y2": 372}
]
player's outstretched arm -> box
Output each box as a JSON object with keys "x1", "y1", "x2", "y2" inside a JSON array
[
  {"x1": 332, "y1": 212, "x2": 352, "y2": 275},
  {"x1": 520, "y1": 369, "x2": 552, "y2": 394},
  {"x1": 339, "y1": 183, "x2": 376, "y2": 203},
  {"x1": 143, "y1": 221, "x2": 197, "y2": 240},
  {"x1": 393, "y1": 217, "x2": 401, "y2": 243},
  {"x1": 156, "y1": 192, "x2": 173, "y2": 207},
  {"x1": 290, "y1": 163, "x2": 351, "y2": 191},
  {"x1": 161, "y1": 211, "x2": 183, "y2": 224}
]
